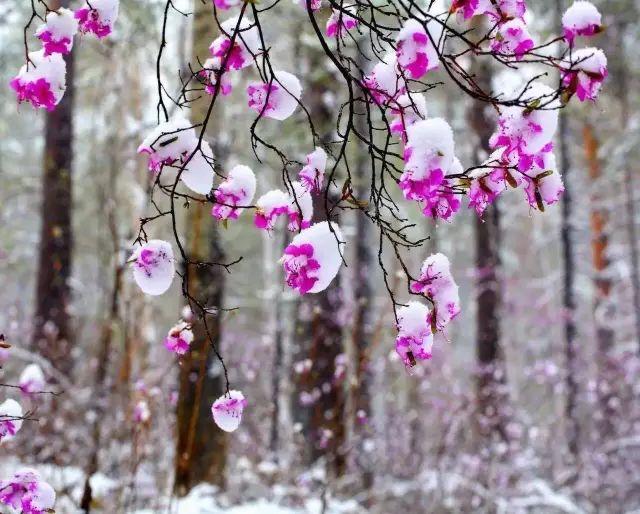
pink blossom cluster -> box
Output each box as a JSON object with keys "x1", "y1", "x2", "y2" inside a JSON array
[
  {"x1": 326, "y1": 9, "x2": 358, "y2": 38},
  {"x1": 74, "y1": 0, "x2": 119, "y2": 38},
  {"x1": 254, "y1": 182, "x2": 313, "y2": 232},
  {"x1": 164, "y1": 321, "x2": 194, "y2": 355},
  {"x1": 0, "y1": 399, "x2": 23, "y2": 442},
  {"x1": 0, "y1": 469, "x2": 56, "y2": 514},
  {"x1": 130, "y1": 239, "x2": 176, "y2": 296},
  {"x1": 562, "y1": 1, "x2": 602, "y2": 46},
  {"x1": 212, "y1": 165, "x2": 257, "y2": 221},
  {"x1": 212, "y1": 390, "x2": 247, "y2": 432}
]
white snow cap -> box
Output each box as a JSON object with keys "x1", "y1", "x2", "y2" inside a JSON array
[
  {"x1": 181, "y1": 141, "x2": 215, "y2": 195},
  {"x1": 131, "y1": 239, "x2": 175, "y2": 296},
  {"x1": 562, "y1": 2, "x2": 601, "y2": 33},
  {"x1": 405, "y1": 118, "x2": 455, "y2": 180},
  {"x1": 15, "y1": 50, "x2": 67, "y2": 103},
  {"x1": 19, "y1": 364, "x2": 46, "y2": 394},
  {"x1": 397, "y1": 301, "x2": 431, "y2": 340},
  {"x1": 36, "y1": 7, "x2": 78, "y2": 42},
  {"x1": 249, "y1": 70, "x2": 303, "y2": 121},
  {"x1": 0, "y1": 399, "x2": 23, "y2": 441},
  {"x1": 137, "y1": 116, "x2": 196, "y2": 166},
  {"x1": 212, "y1": 390, "x2": 246, "y2": 432},
  {"x1": 568, "y1": 47, "x2": 607, "y2": 74}
]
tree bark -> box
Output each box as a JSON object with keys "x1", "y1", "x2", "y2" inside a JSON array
[{"x1": 32, "y1": 0, "x2": 75, "y2": 376}]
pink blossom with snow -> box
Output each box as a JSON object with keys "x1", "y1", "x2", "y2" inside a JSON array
[
  {"x1": 74, "y1": 0, "x2": 119, "y2": 38},
  {"x1": 199, "y1": 57, "x2": 232, "y2": 96},
  {"x1": 490, "y1": 18, "x2": 534, "y2": 61},
  {"x1": 133, "y1": 400, "x2": 150, "y2": 423},
  {"x1": 326, "y1": 9, "x2": 358, "y2": 37},
  {"x1": 0, "y1": 468, "x2": 56, "y2": 514},
  {"x1": 390, "y1": 93, "x2": 428, "y2": 140},
  {"x1": 254, "y1": 182, "x2": 313, "y2": 231},
  {"x1": 395, "y1": 302, "x2": 433, "y2": 368},
  {"x1": 209, "y1": 16, "x2": 261, "y2": 71},
  {"x1": 19, "y1": 364, "x2": 45, "y2": 395},
  {"x1": 10, "y1": 50, "x2": 66, "y2": 111},
  {"x1": 36, "y1": 8, "x2": 78, "y2": 56},
  {"x1": 0, "y1": 399, "x2": 23, "y2": 443},
  {"x1": 131, "y1": 240, "x2": 175, "y2": 296},
  {"x1": 212, "y1": 390, "x2": 246, "y2": 432},
  {"x1": 363, "y1": 53, "x2": 405, "y2": 105},
  {"x1": 450, "y1": 0, "x2": 525, "y2": 21},
  {"x1": 247, "y1": 70, "x2": 302, "y2": 121},
  {"x1": 562, "y1": 1, "x2": 602, "y2": 45},
  {"x1": 467, "y1": 149, "x2": 517, "y2": 215},
  {"x1": 212, "y1": 165, "x2": 257, "y2": 221},
  {"x1": 280, "y1": 221, "x2": 345, "y2": 294},
  {"x1": 561, "y1": 47, "x2": 608, "y2": 102},
  {"x1": 164, "y1": 322, "x2": 194, "y2": 355},
  {"x1": 396, "y1": 19, "x2": 438, "y2": 79},
  {"x1": 294, "y1": 0, "x2": 322, "y2": 11},
  {"x1": 213, "y1": 0, "x2": 242, "y2": 10},
  {"x1": 299, "y1": 147, "x2": 328, "y2": 193},
  {"x1": 521, "y1": 151, "x2": 564, "y2": 210}
]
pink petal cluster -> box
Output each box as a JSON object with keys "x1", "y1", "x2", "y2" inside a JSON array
[
  {"x1": 395, "y1": 302, "x2": 434, "y2": 368},
  {"x1": 0, "y1": 399, "x2": 23, "y2": 442},
  {"x1": 164, "y1": 322, "x2": 194, "y2": 355},
  {"x1": 131, "y1": 240, "x2": 175, "y2": 296},
  {"x1": 562, "y1": 1, "x2": 602, "y2": 45},
  {"x1": 213, "y1": 0, "x2": 242, "y2": 10},
  {"x1": 19, "y1": 364, "x2": 46, "y2": 395},
  {"x1": 450, "y1": 0, "x2": 525, "y2": 21},
  {"x1": 299, "y1": 147, "x2": 328, "y2": 193},
  {"x1": 0, "y1": 468, "x2": 56, "y2": 514},
  {"x1": 467, "y1": 149, "x2": 516, "y2": 215},
  {"x1": 212, "y1": 390, "x2": 247, "y2": 432},
  {"x1": 10, "y1": 50, "x2": 66, "y2": 111},
  {"x1": 199, "y1": 57, "x2": 233, "y2": 96},
  {"x1": 74, "y1": 0, "x2": 119, "y2": 38},
  {"x1": 521, "y1": 150, "x2": 564, "y2": 210},
  {"x1": 490, "y1": 18, "x2": 534, "y2": 61},
  {"x1": 396, "y1": 19, "x2": 438, "y2": 79},
  {"x1": 363, "y1": 54, "x2": 405, "y2": 105},
  {"x1": 209, "y1": 16, "x2": 261, "y2": 71},
  {"x1": 254, "y1": 182, "x2": 313, "y2": 231},
  {"x1": 410, "y1": 253, "x2": 461, "y2": 331},
  {"x1": 390, "y1": 93, "x2": 428, "y2": 140},
  {"x1": 247, "y1": 70, "x2": 302, "y2": 121},
  {"x1": 326, "y1": 9, "x2": 358, "y2": 38},
  {"x1": 561, "y1": 47, "x2": 608, "y2": 102},
  {"x1": 280, "y1": 222, "x2": 345, "y2": 295},
  {"x1": 212, "y1": 165, "x2": 257, "y2": 221},
  {"x1": 36, "y1": 8, "x2": 78, "y2": 56}
]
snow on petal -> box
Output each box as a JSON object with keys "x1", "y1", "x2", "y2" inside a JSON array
[
  {"x1": 562, "y1": 1, "x2": 602, "y2": 45},
  {"x1": 209, "y1": 16, "x2": 261, "y2": 71},
  {"x1": 363, "y1": 53, "x2": 405, "y2": 105},
  {"x1": 467, "y1": 149, "x2": 517, "y2": 215},
  {"x1": 396, "y1": 19, "x2": 438, "y2": 79},
  {"x1": 395, "y1": 301, "x2": 433, "y2": 368},
  {"x1": 254, "y1": 189, "x2": 291, "y2": 230},
  {"x1": 74, "y1": 0, "x2": 119, "y2": 38},
  {"x1": 287, "y1": 181, "x2": 313, "y2": 231},
  {"x1": 19, "y1": 364, "x2": 46, "y2": 395},
  {"x1": 199, "y1": 57, "x2": 232, "y2": 96},
  {"x1": 561, "y1": 47, "x2": 607, "y2": 102},
  {"x1": 131, "y1": 240, "x2": 175, "y2": 296},
  {"x1": 137, "y1": 116, "x2": 198, "y2": 174},
  {"x1": 36, "y1": 8, "x2": 78, "y2": 56},
  {"x1": 0, "y1": 468, "x2": 56, "y2": 514},
  {"x1": 164, "y1": 321, "x2": 194, "y2": 355},
  {"x1": 280, "y1": 221, "x2": 345, "y2": 294},
  {"x1": 0, "y1": 399, "x2": 23, "y2": 442},
  {"x1": 212, "y1": 390, "x2": 246, "y2": 432},
  {"x1": 390, "y1": 93, "x2": 428, "y2": 140},
  {"x1": 247, "y1": 70, "x2": 302, "y2": 121},
  {"x1": 10, "y1": 50, "x2": 66, "y2": 111},
  {"x1": 212, "y1": 164, "x2": 257, "y2": 221},
  {"x1": 490, "y1": 18, "x2": 534, "y2": 61},
  {"x1": 299, "y1": 147, "x2": 328, "y2": 193},
  {"x1": 213, "y1": 0, "x2": 242, "y2": 10},
  {"x1": 181, "y1": 141, "x2": 215, "y2": 195},
  {"x1": 326, "y1": 8, "x2": 358, "y2": 37},
  {"x1": 522, "y1": 151, "x2": 564, "y2": 210},
  {"x1": 294, "y1": 0, "x2": 322, "y2": 11}
]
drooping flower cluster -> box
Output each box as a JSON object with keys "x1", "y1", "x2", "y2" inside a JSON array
[
  {"x1": 0, "y1": 468, "x2": 56, "y2": 514},
  {"x1": 490, "y1": 18, "x2": 534, "y2": 61},
  {"x1": 137, "y1": 116, "x2": 215, "y2": 194},
  {"x1": 10, "y1": 50, "x2": 66, "y2": 111},
  {"x1": 19, "y1": 364, "x2": 46, "y2": 396},
  {"x1": 212, "y1": 165, "x2": 257, "y2": 221},
  {"x1": 164, "y1": 322, "x2": 194, "y2": 355},
  {"x1": 36, "y1": 8, "x2": 78, "y2": 56},
  {"x1": 298, "y1": 147, "x2": 328, "y2": 193},
  {"x1": 0, "y1": 399, "x2": 23, "y2": 443},
  {"x1": 326, "y1": 9, "x2": 358, "y2": 38},
  {"x1": 561, "y1": 47, "x2": 608, "y2": 102},
  {"x1": 363, "y1": 53, "x2": 406, "y2": 105},
  {"x1": 395, "y1": 302, "x2": 434, "y2": 368},
  {"x1": 390, "y1": 93, "x2": 428, "y2": 141},
  {"x1": 211, "y1": 390, "x2": 247, "y2": 432},
  {"x1": 254, "y1": 182, "x2": 313, "y2": 231},
  {"x1": 562, "y1": 1, "x2": 602, "y2": 45},
  {"x1": 74, "y1": 0, "x2": 119, "y2": 38},
  {"x1": 396, "y1": 19, "x2": 438, "y2": 79},
  {"x1": 131, "y1": 240, "x2": 176, "y2": 296},
  {"x1": 247, "y1": 70, "x2": 303, "y2": 121}
]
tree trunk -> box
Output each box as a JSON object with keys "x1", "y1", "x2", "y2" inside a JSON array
[
  {"x1": 32, "y1": 0, "x2": 75, "y2": 376},
  {"x1": 174, "y1": 0, "x2": 227, "y2": 494}
]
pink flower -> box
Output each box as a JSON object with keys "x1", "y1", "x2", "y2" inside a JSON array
[
  {"x1": 209, "y1": 16, "x2": 261, "y2": 71},
  {"x1": 395, "y1": 302, "x2": 434, "y2": 368},
  {"x1": 562, "y1": 1, "x2": 602, "y2": 45},
  {"x1": 0, "y1": 399, "x2": 23, "y2": 442},
  {"x1": 280, "y1": 222, "x2": 345, "y2": 294},
  {"x1": 199, "y1": 57, "x2": 232, "y2": 96},
  {"x1": 299, "y1": 147, "x2": 328, "y2": 193},
  {"x1": 561, "y1": 47, "x2": 607, "y2": 102},
  {"x1": 326, "y1": 9, "x2": 358, "y2": 37},
  {"x1": 467, "y1": 150, "x2": 514, "y2": 215},
  {"x1": 74, "y1": 0, "x2": 119, "y2": 38},
  {"x1": 396, "y1": 19, "x2": 438, "y2": 79},
  {"x1": 18, "y1": 364, "x2": 45, "y2": 395},
  {"x1": 0, "y1": 468, "x2": 56, "y2": 514},
  {"x1": 133, "y1": 400, "x2": 150, "y2": 423},
  {"x1": 247, "y1": 71, "x2": 302, "y2": 121},
  {"x1": 389, "y1": 93, "x2": 428, "y2": 140},
  {"x1": 164, "y1": 322, "x2": 194, "y2": 355},
  {"x1": 490, "y1": 18, "x2": 534, "y2": 61},
  {"x1": 521, "y1": 151, "x2": 564, "y2": 210},
  {"x1": 212, "y1": 165, "x2": 257, "y2": 221},
  {"x1": 131, "y1": 240, "x2": 175, "y2": 296},
  {"x1": 363, "y1": 53, "x2": 405, "y2": 105},
  {"x1": 212, "y1": 390, "x2": 246, "y2": 432},
  {"x1": 254, "y1": 182, "x2": 313, "y2": 231},
  {"x1": 36, "y1": 8, "x2": 78, "y2": 55},
  {"x1": 10, "y1": 50, "x2": 66, "y2": 111}
]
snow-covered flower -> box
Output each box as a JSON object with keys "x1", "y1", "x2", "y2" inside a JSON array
[
  {"x1": 490, "y1": 18, "x2": 534, "y2": 60},
  {"x1": 562, "y1": 1, "x2": 602, "y2": 45},
  {"x1": 363, "y1": 53, "x2": 405, "y2": 105},
  {"x1": 390, "y1": 93, "x2": 428, "y2": 140},
  {"x1": 213, "y1": 0, "x2": 242, "y2": 10},
  {"x1": 209, "y1": 16, "x2": 261, "y2": 71},
  {"x1": 295, "y1": 0, "x2": 322, "y2": 11},
  {"x1": 561, "y1": 47, "x2": 607, "y2": 102},
  {"x1": 74, "y1": 0, "x2": 119, "y2": 38},
  {"x1": 396, "y1": 19, "x2": 438, "y2": 79},
  {"x1": 280, "y1": 221, "x2": 345, "y2": 294},
  {"x1": 395, "y1": 302, "x2": 433, "y2": 368},
  {"x1": 164, "y1": 322, "x2": 194, "y2": 355},
  {"x1": 0, "y1": 468, "x2": 56, "y2": 514},
  {"x1": 19, "y1": 364, "x2": 45, "y2": 395},
  {"x1": 326, "y1": 8, "x2": 358, "y2": 37},
  {"x1": 212, "y1": 165, "x2": 257, "y2": 221},
  {"x1": 133, "y1": 400, "x2": 150, "y2": 423},
  {"x1": 10, "y1": 50, "x2": 66, "y2": 111},
  {"x1": 450, "y1": 0, "x2": 525, "y2": 21},
  {"x1": 36, "y1": 8, "x2": 78, "y2": 55},
  {"x1": 212, "y1": 390, "x2": 246, "y2": 432},
  {"x1": 247, "y1": 70, "x2": 302, "y2": 121},
  {"x1": 521, "y1": 150, "x2": 564, "y2": 210},
  {"x1": 467, "y1": 149, "x2": 516, "y2": 215},
  {"x1": 299, "y1": 147, "x2": 328, "y2": 193},
  {"x1": 410, "y1": 253, "x2": 461, "y2": 331},
  {"x1": 131, "y1": 240, "x2": 175, "y2": 296},
  {"x1": 254, "y1": 182, "x2": 313, "y2": 231},
  {"x1": 199, "y1": 57, "x2": 232, "y2": 96},
  {"x1": 0, "y1": 399, "x2": 23, "y2": 442}
]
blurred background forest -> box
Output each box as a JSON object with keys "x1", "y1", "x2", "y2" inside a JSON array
[{"x1": 1, "y1": 0, "x2": 640, "y2": 512}]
